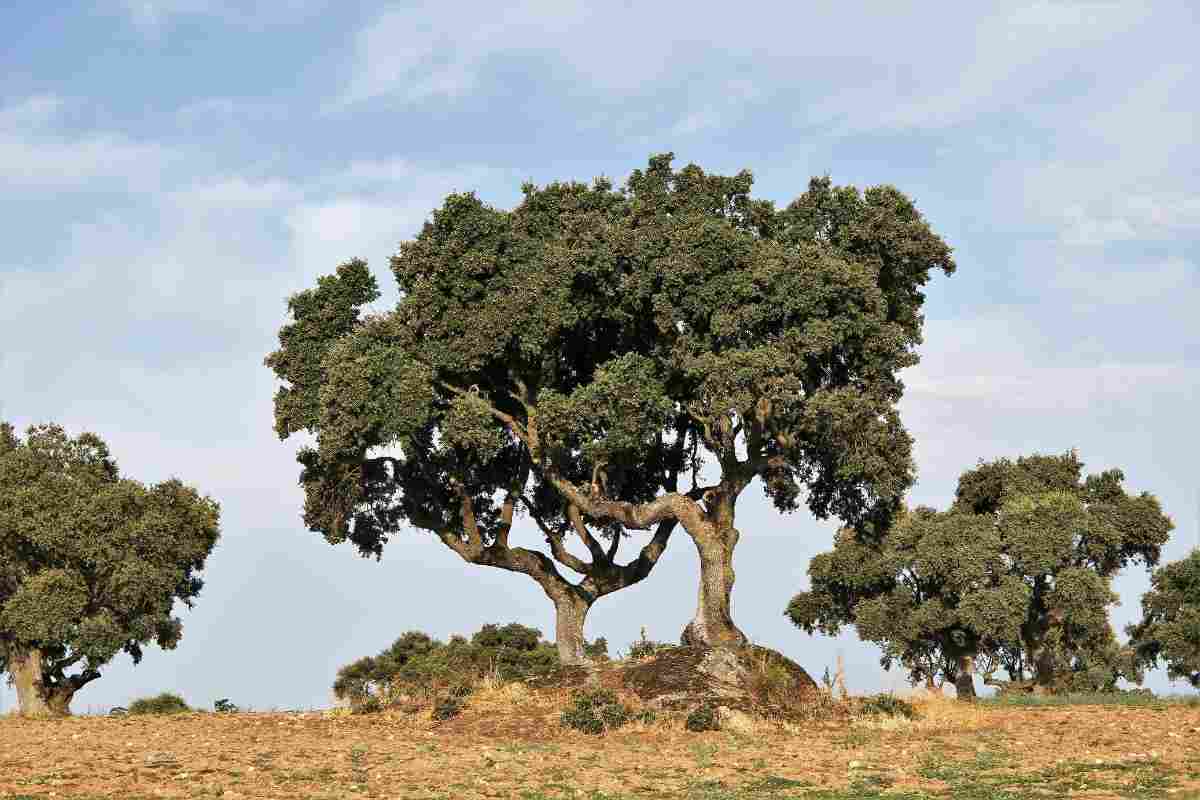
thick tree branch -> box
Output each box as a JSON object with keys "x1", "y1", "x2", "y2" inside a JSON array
[
  {"x1": 495, "y1": 456, "x2": 531, "y2": 549},
  {"x1": 452, "y1": 483, "x2": 485, "y2": 554},
  {"x1": 49, "y1": 652, "x2": 84, "y2": 677},
  {"x1": 548, "y1": 474, "x2": 707, "y2": 533},
  {"x1": 67, "y1": 669, "x2": 101, "y2": 692},
  {"x1": 592, "y1": 519, "x2": 678, "y2": 596},
  {"x1": 606, "y1": 529, "x2": 621, "y2": 562},
  {"x1": 527, "y1": 509, "x2": 592, "y2": 575},
  {"x1": 567, "y1": 504, "x2": 608, "y2": 564}
]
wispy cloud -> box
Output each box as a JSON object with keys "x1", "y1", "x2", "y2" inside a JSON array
[
  {"x1": 0, "y1": 96, "x2": 173, "y2": 186},
  {"x1": 114, "y1": 0, "x2": 322, "y2": 35}
]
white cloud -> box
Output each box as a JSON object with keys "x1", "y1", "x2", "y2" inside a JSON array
[
  {"x1": 331, "y1": 0, "x2": 1168, "y2": 165},
  {"x1": 0, "y1": 96, "x2": 173, "y2": 187},
  {"x1": 1000, "y1": 63, "x2": 1198, "y2": 246},
  {"x1": 1052, "y1": 257, "x2": 1194, "y2": 305},
  {"x1": 0, "y1": 94, "x2": 63, "y2": 128},
  {"x1": 336, "y1": 1, "x2": 591, "y2": 107},
  {"x1": 670, "y1": 108, "x2": 724, "y2": 137},
  {"x1": 114, "y1": 0, "x2": 320, "y2": 33}
]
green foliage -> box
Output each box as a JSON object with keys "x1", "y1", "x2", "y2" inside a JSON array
[
  {"x1": 788, "y1": 452, "x2": 1173, "y2": 693},
  {"x1": 471, "y1": 622, "x2": 542, "y2": 651},
  {"x1": 583, "y1": 637, "x2": 609, "y2": 661},
  {"x1": 685, "y1": 704, "x2": 721, "y2": 732},
  {"x1": 0, "y1": 423, "x2": 221, "y2": 710},
  {"x1": 267, "y1": 154, "x2": 955, "y2": 645},
  {"x1": 559, "y1": 689, "x2": 642, "y2": 735},
  {"x1": 332, "y1": 623, "x2": 559, "y2": 707},
  {"x1": 263, "y1": 258, "x2": 380, "y2": 439},
  {"x1": 127, "y1": 692, "x2": 190, "y2": 715},
  {"x1": 1127, "y1": 549, "x2": 1200, "y2": 687},
  {"x1": 857, "y1": 693, "x2": 918, "y2": 720},
  {"x1": 213, "y1": 698, "x2": 238, "y2": 713},
  {"x1": 431, "y1": 696, "x2": 464, "y2": 721},
  {"x1": 351, "y1": 696, "x2": 383, "y2": 715},
  {"x1": 627, "y1": 629, "x2": 671, "y2": 660}
]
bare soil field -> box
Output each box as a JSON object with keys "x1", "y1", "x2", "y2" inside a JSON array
[{"x1": 2, "y1": 688, "x2": 1199, "y2": 799}]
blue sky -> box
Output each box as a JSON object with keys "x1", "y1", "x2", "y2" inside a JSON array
[{"x1": 1, "y1": 1, "x2": 1197, "y2": 712}]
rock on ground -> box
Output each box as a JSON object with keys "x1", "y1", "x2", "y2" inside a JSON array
[{"x1": 532, "y1": 645, "x2": 824, "y2": 720}]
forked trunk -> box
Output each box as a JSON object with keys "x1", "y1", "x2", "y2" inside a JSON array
[
  {"x1": 10, "y1": 647, "x2": 73, "y2": 717},
  {"x1": 954, "y1": 654, "x2": 977, "y2": 702},
  {"x1": 552, "y1": 591, "x2": 593, "y2": 666},
  {"x1": 680, "y1": 528, "x2": 748, "y2": 648}
]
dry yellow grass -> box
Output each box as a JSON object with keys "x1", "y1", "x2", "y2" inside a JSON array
[{"x1": 1, "y1": 692, "x2": 1198, "y2": 799}]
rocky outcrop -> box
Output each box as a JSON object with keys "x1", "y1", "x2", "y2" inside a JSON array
[{"x1": 530, "y1": 645, "x2": 823, "y2": 721}]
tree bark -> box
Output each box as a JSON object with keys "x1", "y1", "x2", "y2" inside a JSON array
[
  {"x1": 10, "y1": 647, "x2": 74, "y2": 717},
  {"x1": 552, "y1": 590, "x2": 593, "y2": 665},
  {"x1": 954, "y1": 654, "x2": 977, "y2": 702},
  {"x1": 681, "y1": 527, "x2": 748, "y2": 648}
]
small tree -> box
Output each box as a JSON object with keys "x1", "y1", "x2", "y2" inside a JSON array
[
  {"x1": 0, "y1": 423, "x2": 220, "y2": 716},
  {"x1": 788, "y1": 452, "x2": 1172, "y2": 699},
  {"x1": 1127, "y1": 549, "x2": 1200, "y2": 688},
  {"x1": 267, "y1": 154, "x2": 955, "y2": 654}
]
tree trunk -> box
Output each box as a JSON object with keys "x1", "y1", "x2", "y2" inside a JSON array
[
  {"x1": 9, "y1": 647, "x2": 72, "y2": 717},
  {"x1": 680, "y1": 528, "x2": 748, "y2": 648},
  {"x1": 552, "y1": 591, "x2": 593, "y2": 666},
  {"x1": 954, "y1": 654, "x2": 977, "y2": 702}
]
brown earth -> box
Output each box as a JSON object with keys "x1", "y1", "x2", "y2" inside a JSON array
[{"x1": 2, "y1": 686, "x2": 1199, "y2": 799}]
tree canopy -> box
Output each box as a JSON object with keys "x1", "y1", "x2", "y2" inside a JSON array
[
  {"x1": 787, "y1": 452, "x2": 1173, "y2": 697},
  {"x1": 1128, "y1": 549, "x2": 1200, "y2": 687},
  {"x1": 0, "y1": 423, "x2": 220, "y2": 715},
  {"x1": 267, "y1": 153, "x2": 954, "y2": 653}
]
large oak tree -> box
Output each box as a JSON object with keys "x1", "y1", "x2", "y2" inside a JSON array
[
  {"x1": 267, "y1": 154, "x2": 953, "y2": 657},
  {"x1": 0, "y1": 424, "x2": 220, "y2": 716},
  {"x1": 788, "y1": 452, "x2": 1173, "y2": 698},
  {"x1": 1128, "y1": 549, "x2": 1200, "y2": 688}
]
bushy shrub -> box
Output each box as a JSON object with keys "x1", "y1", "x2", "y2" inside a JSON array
[
  {"x1": 561, "y1": 689, "x2": 644, "y2": 735},
  {"x1": 584, "y1": 637, "x2": 610, "y2": 661},
  {"x1": 127, "y1": 692, "x2": 190, "y2": 715},
  {"x1": 332, "y1": 622, "x2": 560, "y2": 709},
  {"x1": 432, "y1": 696, "x2": 464, "y2": 721},
  {"x1": 685, "y1": 704, "x2": 720, "y2": 732},
  {"x1": 858, "y1": 693, "x2": 918, "y2": 720},
  {"x1": 627, "y1": 628, "x2": 670, "y2": 660},
  {"x1": 213, "y1": 698, "x2": 239, "y2": 713},
  {"x1": 472, "y1": 622, "x2": 541, "y2": 651},
  {"x1": 351, "y1": 696, "x2": 383, "y2": 715}
]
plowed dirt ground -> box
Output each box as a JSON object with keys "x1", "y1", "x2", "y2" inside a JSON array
[{"x1": 2, "y1": 690, "x2": 1198, "y2": 799}]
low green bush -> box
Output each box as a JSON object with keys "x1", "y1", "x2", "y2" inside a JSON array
[
  {"x1": 685, "y1": 704, "x2": 720, "y2": 732},
  {"x1": 627, "y1": 628, "x2": 671, "y2": 660},
  {"x1": 583, "y1": 637, "x2": 610, "y2": 661},
  {"x1": 858, "y1": 693, "x2": 918, "y2": 720},
  {"x1": 333, "y1": 622, "x2": 560, "y2": 710},
  {"x1": 560, "y1": 689, "x2": 646, "y2": 735},
  {"x1": 127, "y1": 692, "x2": 190, "y2": 715},
  {"x1": 351, "y1": 696, "x2": 383, "y2": 714},
  {"x1": 213, "y1": 698, "x2": 239, "y2": 713},
  {"x1": 432, "y1": 696, "x2": 464, "y2": 721}
]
